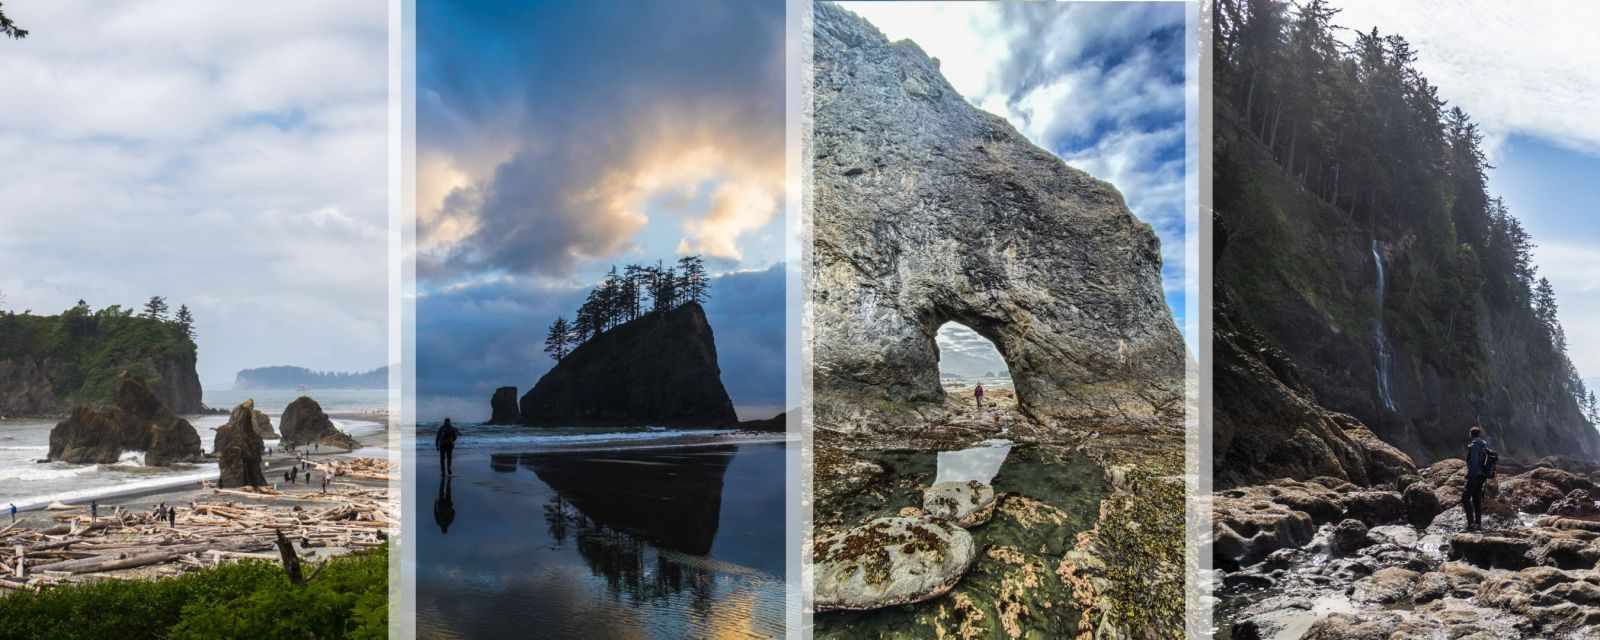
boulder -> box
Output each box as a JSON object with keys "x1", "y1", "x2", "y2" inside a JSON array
[
  {"x1": 487, "y1": 386, "x2": 519, "y2": 425},
  {"x1": 1500, "y1": 476, "x2": 1565, "y2": 514},
  {"x1": 1528, "y1": 467, "x2": 1598, "y2": 495},
  {"x1": 47, "y1": 373, "x2": 203, "y2": 466},
  {"x1": 813, "y1": 516, "x2": 977, "y2": 612},
  {"x1": 811, "y1": 1, "x2": 1185, "y2": 429},
  {"x1": 1403, "y1": 482, "x2": 1444, "y2": 529},
  {"x1": 520, "y1": 303, "x2": 739, "y2": 428},
  {"x1": 1213, "y1": 495, "x2": 1316, "y2": 570},
  {"x1": 215, "y1": 400, "x2": 267, "y2": 488},
  {"x1": 921, "y1": 480, "x2": 997, "y2": 528},
  {"x1": 1342, "y1": 490, "x2": 1405, "y2": 526},
  {"x1": 1350, "y1": 566, "x2": 1419, "y2": 604},
  {"x1": 279, "y1": 396, "x2": 359, "y2": 450},
  {"x1": 1448, "y1": 533, "x2": 1534, "y2": 569},
  {"x1": 1548, "y1": 489, "x2": 1600, "y2": 519},
  {"x1": 1330, "y1": 518, "x2": 1372, "y2": 555}
]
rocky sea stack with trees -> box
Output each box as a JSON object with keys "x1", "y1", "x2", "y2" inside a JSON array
[
  {"x1": 518, "y1": 255, "x2": 739, "y2": 428},
  {"x1": 1214, "y1": 2, "x2": 1600, "y2": 636},
  {"x1": 47, "y1": 371, "x2": 204, "y2": 466},
  {"x1": 0, "y1": 296, "x2": 203, "y2": 417},
  {"x1": 809, "y1": 4, "x2": 1187, "y2": 638}
]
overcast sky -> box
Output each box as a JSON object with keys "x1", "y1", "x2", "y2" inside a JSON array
[
  {"x1": 0, "y1": 2, "x2": 388, "y2": 389},
  {"x1": 841, "y1": 1, "x2": 1191, "y2": 370},
  {"x1": 414, "y1": 1, "x2": 786, "y2": 421},
  {"x1": 1328, "y1": 1, "x2": 1600, "y2": 383}
]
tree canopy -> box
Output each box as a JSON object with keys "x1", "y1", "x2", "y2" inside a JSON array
[{"x1": 544, "y1": 255, "x2": 712, "y2": 361}]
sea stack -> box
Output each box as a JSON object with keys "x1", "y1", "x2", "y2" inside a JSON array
[
  {"x1": 811, "y1": 1, "x2": 1185, "y2": 428},
  {"x1": 215, "y1": 400, "x2": 268, "y2": 488},
  {"x1": 520, "y1": 302, "x2": 738, "y2": 428},
  {"x1": 280, "y1": 396, "x2": 360, "y2": 450},
  {"x1": 47, "y1": 372, "x2": 204, "y2": 466},
  {"x1": 487, "y1": 386, "x2": 520, "y2": 424}
]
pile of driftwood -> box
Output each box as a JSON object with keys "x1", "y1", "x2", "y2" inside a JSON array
[
  {"x1": 0, "y1": 484, "x2": 394, "y2": 593},
  {"x1": 311, "y1": 457, "x2": 393, "y2": 482}
]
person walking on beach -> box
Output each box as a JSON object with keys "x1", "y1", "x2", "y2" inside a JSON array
[
  {"x1": 1464, "y1": 425, "x2": 1497, "y2": 531},
  {"x1": 167, "y1": 506, "x2": 176, "y2": 528},
  {"x1": 8, "y1": 503, "x2": 15, "y2": 523},
  {"x1": 90, "y1": 500, "x2": 97, "y2": 521},
  {"x1": 436, "y1": 418, "x2": 460, "y2": 476},
  {"x1": 974, "y1": 383, "x2": 985, "y2": 409}
]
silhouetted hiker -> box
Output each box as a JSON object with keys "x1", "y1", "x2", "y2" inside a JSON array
[
  {"x1": 1464, "y1": 426, "x2": 1497, "y2": 531},
  {"x1": 434, "y1": 475, "x2": 455, "y2": 534},
  {"x1": 436, "y1": 418, "x2": 460, "y2": 476},
  {"x1": 90, "y1": 500, "x2": 97, "y2": 520},
  {"x1": 974, "y1": 383, "x2": 985, "y2": 408}
]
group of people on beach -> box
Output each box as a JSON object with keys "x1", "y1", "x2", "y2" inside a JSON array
[{"x1": 283, "y1": 458, "x2": 331, "y2": 492}]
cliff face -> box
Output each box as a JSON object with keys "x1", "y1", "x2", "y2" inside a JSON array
[
  {"x1": 0, "y1": 308, "x2": 203, "y2": 416},
  {"x1": 520, "y1": 302, "x2": 739, "y2": 428},
  {"x1": 1214, "y1": 112, "x2": 1600, "y2": 480},
  {"x1": 811, "y1": 3, "x2": 1185, "y2": 429}
]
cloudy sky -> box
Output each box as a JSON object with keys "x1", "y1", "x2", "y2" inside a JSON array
[
  {"x1": 841, "y1": 1, "x2": 1191, "y2": 374},
  {"x1": 415, "y1": 1, "x2": 786, "y2": 421},
  {"x1": 1328, "y1": 1, "x2": 1600, "y2": 385},
  {"x1": 0, "y1": 2, "x2": 388, "y2": 389}
]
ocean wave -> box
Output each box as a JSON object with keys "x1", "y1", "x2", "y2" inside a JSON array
[{"x1": 0, "y1": 464, "x2": 100, "y2": 482}]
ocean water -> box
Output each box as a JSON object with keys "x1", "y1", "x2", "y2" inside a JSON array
[
  {"x1": 205, "y1": 387, "x2": 389, "y2": 415},
  {"x1": 0, "y1": 412, "x2": 384, "y2": 512},
  {"x1": 415, "y1": 426, "x2": 791, "y2": 639}
]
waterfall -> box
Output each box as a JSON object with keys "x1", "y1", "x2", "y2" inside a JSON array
[{"x1": 1372, "y1": 240, "x2": 1397, "y2": 412}]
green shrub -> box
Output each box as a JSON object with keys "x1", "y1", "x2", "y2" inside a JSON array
[{"x1": 0, "y1": 546, "x2": 386, "y2": 640}]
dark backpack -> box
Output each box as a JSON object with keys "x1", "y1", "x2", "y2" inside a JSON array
[{"x1": 1484, "y1": 448, "x2": 1499, "y2": 477}]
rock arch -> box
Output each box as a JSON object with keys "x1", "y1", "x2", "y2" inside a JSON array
[{"x1": 811, "y1": 2, "x2": 1185, "y2": 428}]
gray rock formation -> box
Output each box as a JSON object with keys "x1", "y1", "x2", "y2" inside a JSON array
[
  {"x1": 46, "y1": 373, "x2": 203, "y2": 466},
  {"x1": 520, "y1": 302, "x2": 738, "y2": 428},
  {"x1": 921, "y1": 480, "x2": 996, "y2": 528},
  {"x1": 487, "y1": 386, "x2": 519, "y2": 425},
  {"x1": 811, "y1": 2, "x2": 1185, "y2": 428},
  {"x1": 215, "y1": 400, "x2": 267, "y2": 488},
  {"x1": 812, "y1": 516, "x2": 977, "y2": 612},
  {"x1": 279, "y1": 396, "x2": 358, "y2": 450},
  {"x1": 0, "y1": 353, "x2": 202, "y2": 416},
  {"x1": 251, "y1": 409, "x2": 278, "y2": 439}
]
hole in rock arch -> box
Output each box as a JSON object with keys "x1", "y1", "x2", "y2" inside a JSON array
[{"x1": 934, "y1": 321, "x2": 1014, "y2": 408}]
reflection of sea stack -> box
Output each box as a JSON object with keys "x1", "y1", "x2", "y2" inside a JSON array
[
  {"x1": 811, "y1": 2, "x2": 1183, "y2": 426},
  {"x1": 522, "y1": 446, "x2": 734, "y2": 555},
  {"x1": 47, "y1": 372, "x2": 204, "y2": 466},
  {"x1": 520, "y1": 302, "x2": 738, "y2": 428}
]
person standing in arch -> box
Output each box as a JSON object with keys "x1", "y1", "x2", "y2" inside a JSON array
[{"x1": 974, "y1": 383, "x2": 985, "y2": 409}]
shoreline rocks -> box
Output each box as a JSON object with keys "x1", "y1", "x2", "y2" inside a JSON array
[
  {"x1": 215, "y1": 400, "x2": 268, "y2": 488},
  {"x1": 813, "y1": 516, "x2": 977, "y2": 612},
  {"x1": 46, "y1": 373, "x2": 203, "y2": 466},
  {"x1": 487, "y1": 386, "x2": 519, "y2": 425},
  {"x1": 922, "y1": 480, "x2": 997, "y2": 528},
  {"x1": 280, "y1": 396, "x2": 359, "y2": 450}
]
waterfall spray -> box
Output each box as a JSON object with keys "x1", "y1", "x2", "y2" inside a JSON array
[{"x1": 1372, "y1": 239, "x2": 1397, "y2": 412}]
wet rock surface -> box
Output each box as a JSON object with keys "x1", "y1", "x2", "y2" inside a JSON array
[
  {"x1": 922, "y1": 480, "x2": 997, "y2": 528},
  {"x1": 813, "y1": 516, "x2": 977, "y2": 612},
  {"x1": 46, "y1": 373, "x2": 203, "y2": 466},
  {"x1": 1218, "y1": 460, "x2": 1600, "y2": 639}
]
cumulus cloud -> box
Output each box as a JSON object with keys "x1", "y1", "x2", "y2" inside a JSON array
[
  {"x1": 840, "y1": 1, "x2": 1190, "y2": 303},
  {"x1": 1330, "y1": 0, "x2": 1600, "y2": 159},
  {"x1": 416, "y1": 2, "x2": 785, "y2": 284},
  {"x1": 0, "y1": 1, "x2": 387, "y2": 386}
]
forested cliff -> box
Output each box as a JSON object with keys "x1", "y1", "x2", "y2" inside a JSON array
[
  {"x1": 0, "y1": 300, "x2": 203, "y2": 416},
  {"x1": 1213, "y1": 0, "x2": 1599, "y2": 485}
]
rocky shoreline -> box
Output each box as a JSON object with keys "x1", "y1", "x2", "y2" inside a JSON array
[{"x1": 1217, "y1": 457, "x2": 1600, "y2": 639}]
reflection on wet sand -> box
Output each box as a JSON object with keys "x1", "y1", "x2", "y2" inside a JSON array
[
  {"x1": 494, "y1": 446, "x2": 734, "y2": 555},
  {"x1": 433, "y1": 475, "x2": 455, "y2": 534}
]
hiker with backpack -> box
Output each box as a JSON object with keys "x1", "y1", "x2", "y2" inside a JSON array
[{"x1": 1464, "y1": 425, "x2": 1498, "y2": 532}]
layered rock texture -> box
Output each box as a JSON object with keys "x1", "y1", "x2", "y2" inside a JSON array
[
  {"x1": 813, "y1": 516, "x2": 977, "y2": 612},
  {"x1": 811, "y1": 2, "x2": 1184, "y2": 428},
  {"x1": 279, "y1": 396, "x2": 358, "y2": 450},
  {"x1": 520, "y1": 302, "x2": 738, "y2": 428},
  {"x1": 47, "y1": 373, "x2": 203, "y2": 466},
  {"x1": 487, "y1": 386, "x2": 519, "y2": 425},
  {"x1": 215, "y1": 400, "x2": 267, "y2": 488},
  {"x1": 251, "y1": 409, "x2": 278, "y2": 439}
]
